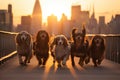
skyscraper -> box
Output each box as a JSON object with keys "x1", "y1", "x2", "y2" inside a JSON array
[
  {"x1": 71, "y1": 5, "x2": 89, "y2": 30},
  {"x1": 47, "y1": 14, "x2": 58, "y2": 35},
  {"x1": 0, "y1": 4, "x2": 13, "y2": 31},
  {"x1": 31, "y1": 0, "x2": 42, "y2": 34},
  {"x1": 8, "y1": 4, "x2": 13, "y2": 31}
]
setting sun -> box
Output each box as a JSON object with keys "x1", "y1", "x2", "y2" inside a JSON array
[{"x1": 42, "y1": 0, "x2": 71, "y2": 21}]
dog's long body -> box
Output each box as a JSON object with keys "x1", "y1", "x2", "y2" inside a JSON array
[
  {"x1": 50, "y1": 35, "x2": 70, "y2": 67},
  {"x1": 33, "y1": 30, "x2": 49, "y2": 66},
  {"x1": 71, "y1": 27, "x2": 89, "y2": 67},
  {"x1": 16, "y1": 31, "x2": 33, "y2": 65},
  {"x1": 89, "y1": 35, "x2": 105, "y2": 67}
]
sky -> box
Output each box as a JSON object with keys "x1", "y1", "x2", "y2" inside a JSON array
[{"x1": 0, "y1": 0, "x2": 120, "y2": 26}]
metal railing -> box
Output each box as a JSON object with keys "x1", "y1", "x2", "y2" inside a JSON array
[
  {"x1": 0, "y1": 31, "x2": 120, "y2": 64},
  {"x1": 105, "y1": 34, "x2": 120, "y2": 64},
  {"x1": 87, "y1": 34, "x2": 120, "y2": 64},
  {"x1": 0, "y1": 30, "x2": 18, "y2": 64}
]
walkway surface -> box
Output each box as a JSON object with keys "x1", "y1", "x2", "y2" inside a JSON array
[{"x1": 0, "y1": 54, "x2": 120, "y2": 80}]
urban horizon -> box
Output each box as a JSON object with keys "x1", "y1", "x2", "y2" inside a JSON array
[{"x1": 0, "y1": 0, "x2": 120, "y2": 26}]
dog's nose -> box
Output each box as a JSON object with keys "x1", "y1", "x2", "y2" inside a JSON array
[
  {"x1": 59, "y1": 42, "x2": 62, "y2": 45},
  {"x1": 78, "y1": 36, "x2": 82, "y2": 40},
  {"x1": 42, "y1": 35, "x2": 45, "y2": 38}
]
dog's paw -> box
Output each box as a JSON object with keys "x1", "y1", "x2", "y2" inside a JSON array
[
  {"x1": 19, "y1": 62, "x2": 24, "y2": 65},
  {"x1": 20, "y1": 62, "x2": 27, "y2": 66},
  {"x1": 78, "y1": 61, "x2": 84, "y2": 67},
  {"x1": 94, "y1": 64, "x2": 98, "y2": 67},
  {"x1": 97, "y1": 60, "x2": 102, "y2": 65},
  {"x1": 38, "y1": 61, "x2": 42, "y2": 66},
  {"x1": 85, "y1": 57, "x2": 90, "y2": 64}
]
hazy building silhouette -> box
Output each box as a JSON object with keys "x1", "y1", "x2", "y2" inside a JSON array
[
  {"x1": 47, "y1": 14, "x2": 58, "y2": 35},
  {"x1": 16, "y1": 15, "x2": 31, "y2": 33},
  {"x1": 60, "y1": 13, "x2": 71, "y2": 38},
  {"x1": 98, "y1": 16, "x2": 107, "y2": 34},
  {"x1": 31, "y1": 0, "x2": 42, "y2": 34},
  {"x1": 71, "y1": 5, "x2": 89, "y2": 30},
  {"x1": 108, "y1": 14, "x2": 120, "y2": 34},
  {"x1": 0, "y1": 4, "x2": 13, "y2": 31},
  {"x1": 8, "y1": 4, "x2": 13, "y2": 31},
  {"x1": 60, "y1": 13, "x2": 67, "y2": 34},
  {"x1": 88, "y1": 7, "x2": 98, "y2": 34}
]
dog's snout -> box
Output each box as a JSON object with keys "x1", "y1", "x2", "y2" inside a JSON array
[
  {"x1": 58, "y1": 38, "x2": 63, "y2": 45},
  {"x1": 77, "y1": 36, "x2": 82, "y2": 40},
  {"x1": 96, "y1": 40, "x2": 99, "y2": 43},
  {"x1": 21, "y1": 35, "x2": 26, "y2": 40},
  {"x1": 78, "y1": 36, "x2": 80, "y2": 39},
  {"x1": 58, "y1": 41, "x2": 62, "y2": 45},
  {"x1": 42, "y1": 35, "x2": 45, "y2": 38}
]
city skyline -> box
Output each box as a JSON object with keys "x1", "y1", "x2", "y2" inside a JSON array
[{"x1": 0, "y1": 0, "x2": 120, "y2": 26}]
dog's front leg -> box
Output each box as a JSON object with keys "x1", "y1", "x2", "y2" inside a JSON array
[
  {"x1": 78, "y1": 56, "x2": 84, "y2": 67},
  {"x1": 62, "y1": 55, "x2": 67, "y2": 66},
  {"x1": 24, "y1": 55, "x2": 29, "y2": 65},
  {"x1": 18, "y1": 55, "x2": 23, "y2": 65},
  {"x1": 71, "y1": 54, "x2": 75, "y2": 67},
  {"x1": 92, "y1": 58, "x2": 97, "y2": 67},
  {"x1": 43, "y1": 54, "x2": 49, "y2": 65}
]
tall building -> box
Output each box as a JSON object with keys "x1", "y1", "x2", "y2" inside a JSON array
[
  {"x1": 31, "y1": 0, "x2": 42, "y2": 34},
  {"x1": 98, "y1": 16, "x2": 107, "y2": 34},
  {"x1": 47, "y1": 14, "x2": 58, "y2": 35},
  {"x1": 71, "y1": 5, "x2": 89, "y2": 30},
  {"x1": 0, "y1": 4, "x2": 13, "y2": 31},
  {"x1": 8, "y1": 4, "x2": 13, "y2": 31},
  {"x1": 16, "y1": 15, "x2": 31, "y2": 33},
  {"x1": 60, "y1": 13, "x2": 71, "y2": 38}
]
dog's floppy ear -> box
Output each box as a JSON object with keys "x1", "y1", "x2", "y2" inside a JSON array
[
  {"x1": 63, "y1": 36, "x2": 68, "y2": 47},
  {"x1": 52, "y1": 37, "x2": 57, "y2": 45},
  {"x1": 92, "y1": 36, "x2": 96, "y2": 45},
  {"x1": 82, "y1": 25, "x2": 86, "y2": 37},
  {"x1": 45, "y1": 31, "x2": 49, "y2": 43},
  {"x1": 26, "y1": 33, "x2": 31, "y2": 46},
  {"x1": 36, "y1": 31, "x2": 40, "y2": 42},
  {"x1": 72, "y1": 28, "x2": 77, "y2": 42},
  {"x1": 16, "y1": 33, "x2": 21, "y2": 44}
]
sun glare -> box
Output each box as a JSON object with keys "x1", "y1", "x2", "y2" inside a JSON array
[
  {"x1": 42, "y1": 0, "x2": 71, "y2": 22},
  {"x1": 42, "y1": 0, "x2": 90, "y2": 22}
]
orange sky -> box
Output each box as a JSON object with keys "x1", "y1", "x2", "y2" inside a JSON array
[{"x1": 0, "y1": 0, "x2": 120, "y2": 26}]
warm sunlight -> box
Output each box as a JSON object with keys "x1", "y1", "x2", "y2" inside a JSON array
[
  {"x1": 42, "y1": 0, "x2": 71, "y2": 21},
  {"x1": 42, "y1": 0, "x2": 90, "y2": 21},
  {"x1": 0, "y1": 0, "x2": 120, "y2": 26}
]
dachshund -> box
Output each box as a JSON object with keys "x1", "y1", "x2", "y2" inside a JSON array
[
  {"x1": 15, "y1": 31, "x2": 33, "y2": 66},
  {"x1": 33, "y1": 30, "x2": 49, "y2": 66}
]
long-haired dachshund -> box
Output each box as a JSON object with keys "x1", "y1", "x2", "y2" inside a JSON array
[
  {"x1": 71, "y1": 26, "x2": 89, "y2": 67},
  {"x1": 50, "y1": 35, "x2": 70, "y2": 67},
  {"x1": 89, "y1": 35, "x2": 105, "y2": 67},
  {"x1": 15, "y1": 31, "x2": 33, "y2": 66},
  {"x1": 33, "y1": 30, "x2": 49, "y2": 66}
]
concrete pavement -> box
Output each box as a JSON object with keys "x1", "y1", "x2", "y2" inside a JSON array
[{"x1": 0, "y1": 55, "x2": 120, "y2": 80}]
